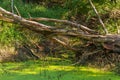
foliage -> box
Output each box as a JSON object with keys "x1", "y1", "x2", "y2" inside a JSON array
[{"x1": 0, "y1": 22, "x2": 24, "y2": 45}]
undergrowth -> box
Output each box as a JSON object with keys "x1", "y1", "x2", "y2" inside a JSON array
[{"x1": 0, "y1": 22, "x2": 23, "y2": 46}]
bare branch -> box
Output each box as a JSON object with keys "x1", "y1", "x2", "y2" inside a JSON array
[
  {"x1": 14, "y1": 5, "x2": 21, "y2": 17},
  {"x1": 28, "y1": 17, "x2": 95, "y2": 33},
  {"x1": 88, "y1": 0, "x2": 108, "y2": 34},
  {"x1": 0, "y1": 7, "x2": 120, "y2": 48}
]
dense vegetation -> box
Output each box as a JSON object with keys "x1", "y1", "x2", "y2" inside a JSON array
[{"x1": 0, "y1": 0, "x2": 120, "y2": 79}]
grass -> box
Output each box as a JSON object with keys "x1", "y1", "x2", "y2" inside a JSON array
[{"x1": 0, "y1": 58, "x2": 120, "y2": 80}]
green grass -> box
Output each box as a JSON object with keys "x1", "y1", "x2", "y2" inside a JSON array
[{"x1": 0, "y1": 58, "x2": 120, "y2": 80}]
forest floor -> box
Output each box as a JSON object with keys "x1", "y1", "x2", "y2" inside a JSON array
[{"x1": 0, "y1": 58, "x2": 120, "y2": 80}]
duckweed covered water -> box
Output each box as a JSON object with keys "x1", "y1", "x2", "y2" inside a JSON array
[{"x1": 0, "y1": 58, "x2": 120, "y2": 80}]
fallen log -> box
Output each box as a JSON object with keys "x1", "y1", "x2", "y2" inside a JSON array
[{"x1": 0, "y1": 7, "x2": 120, "y2": 61}]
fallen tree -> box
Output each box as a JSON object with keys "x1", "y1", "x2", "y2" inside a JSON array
[{"x1": 0, "y1": 7, "x2": 120, "y2": 65}]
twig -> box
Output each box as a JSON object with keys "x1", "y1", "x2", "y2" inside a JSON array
[
  {"x1": 51, "y1": 37, "x2": 77, "y2": 51},
  {"x1": 28, "y1": 13, "x2": 32, "y2": 18},
  {"x1": 14, "y1": 5, "x2": 21, "y2": 17},
  {"x1": 88, "y1": 0, "x2": 108, "y2": 34},
  {"x1": 11, "y1": 0, "x2": 14, "y2": 13}
]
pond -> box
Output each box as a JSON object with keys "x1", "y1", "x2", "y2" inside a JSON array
[{"x1": 0, "y1": 58, "x2": 120, "y2": 80}]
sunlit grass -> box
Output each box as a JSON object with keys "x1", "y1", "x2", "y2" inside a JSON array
[{"x1": 0, "y1": 59, "x2": 120, "y2": 80}]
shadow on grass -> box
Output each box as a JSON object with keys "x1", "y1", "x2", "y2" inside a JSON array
[{"x1": 0, "y1": 58, "x2": 120, "y2": 80}]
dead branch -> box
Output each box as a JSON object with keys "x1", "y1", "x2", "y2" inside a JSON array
[
  {"x1": 14, "y1": 5, "x2": 21, "y2": 17},
  {"x1": 89, "y1": 0, "x2": 108, "y2": 34},
  {"x1": 28, "y1": 17, "x2": 95, "y2": 33},
  {"x1": 0, "y1": 7, "x2": 119, "y2": 42},
  {"x1": 51, "y1": 37, "x2": 78, "y2": 51},
  {"x1": 0, "y1": 7, "x2": 120, "y2": 53}
]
